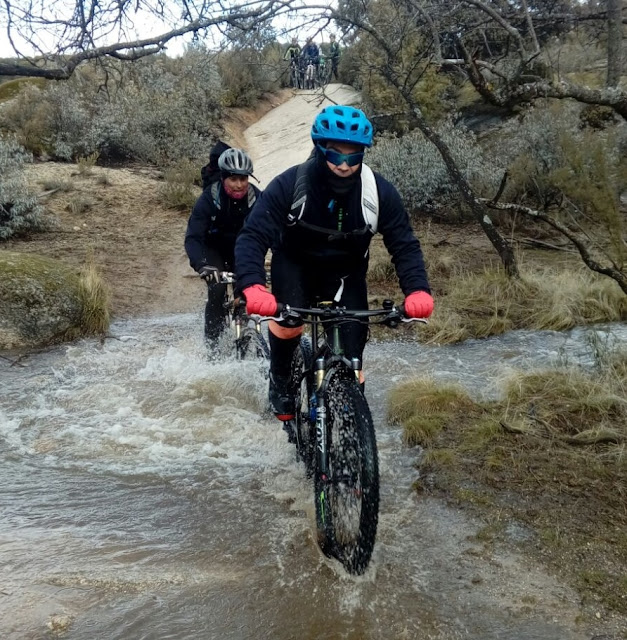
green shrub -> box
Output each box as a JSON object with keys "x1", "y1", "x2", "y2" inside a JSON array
[
  {"x1": 368, "y1": 120, "x2": 502, "y2": 217},
  {"x1": 0, "y1": 136, "x2": 49, "y2": 239},
  {"x1": 0, "y1": 48, "x2": 224, "y2": 165},
  {"x1": 497, "y1": 103, "x2": 626, "y2": 267}
]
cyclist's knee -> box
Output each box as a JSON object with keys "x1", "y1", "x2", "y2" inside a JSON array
[{"x1": 269, "y1": 320, "x2": 304, "y2": 339}]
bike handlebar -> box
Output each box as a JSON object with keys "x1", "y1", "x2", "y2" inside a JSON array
[{"x1": 274, "y1": 302, "x2": 428, "y2": 325}]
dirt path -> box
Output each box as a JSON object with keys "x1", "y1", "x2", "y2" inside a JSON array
[{"x1": 244, "y1": 84, "x2": 361, "y2": 185}]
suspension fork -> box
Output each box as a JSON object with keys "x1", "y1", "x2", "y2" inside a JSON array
[{"x1": 314, "y1": 356, "x2": 328, "y2": 478}]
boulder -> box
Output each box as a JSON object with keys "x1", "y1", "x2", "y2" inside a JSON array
[{"x1": 0, "y1": 251, "x2": 106, "y2": 349}]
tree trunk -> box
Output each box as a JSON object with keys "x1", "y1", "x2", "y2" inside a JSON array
[
  {"x1": 606, "y1": 0, "x2": 623, "y2": 88},
  {"x1": 408, "y1": 106, "x2": 519, "y2": 277}
]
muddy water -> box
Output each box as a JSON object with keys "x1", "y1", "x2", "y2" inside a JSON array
[{"x1": 1, "y1": 315, "x2": 625, "y2": 640}]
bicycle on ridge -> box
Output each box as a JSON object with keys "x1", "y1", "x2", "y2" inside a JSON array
[{"x1": 273, "y1": 299, "x2": 426, "y2": 575}]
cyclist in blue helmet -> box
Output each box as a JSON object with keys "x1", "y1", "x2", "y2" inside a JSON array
[{"x1": 235, "y1": 105, "x2": 433, "y2": 423}]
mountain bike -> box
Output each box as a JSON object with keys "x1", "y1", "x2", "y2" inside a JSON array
[
  {"x1": 304, "y1": 59, "x2": 318, "y2": 89},
  {"x1": 205, "y1": 271, "x2": 270, "y2": 361},
  {"x1": 318, "y1": 56, "x2": 331, "y2": 86},
  {"x1": 276, "y1": 300, "x2": 425, "y2": 575},
  {"x1": 288, "y1": 58, "x2": 300, "y2": 89}
]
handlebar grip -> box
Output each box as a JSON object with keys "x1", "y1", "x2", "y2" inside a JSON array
[
  {"x1": 398, "y1": 303, "x2": 406, "y2": 317},
  {"x1": 276, "y1": 302, "x2": 285, "y2": 315}
]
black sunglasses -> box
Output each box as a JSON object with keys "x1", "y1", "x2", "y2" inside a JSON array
[{"x1": 317, "y1": 144, "x2": 364, "y2": 167}]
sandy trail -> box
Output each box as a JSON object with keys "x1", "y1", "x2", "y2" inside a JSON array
[{"x1": 244, "y1": 84, "x2": 361, "y2": 187}]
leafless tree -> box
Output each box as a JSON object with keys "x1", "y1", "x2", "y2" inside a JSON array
[
  {"x1": 333, "y1": 0, "x2": 521, "y2": 276},
  {"x1": 0, "y1": 0, "x2": 307, "y2": 79},
  {"x1": 408, "y1": 0, "x2": 627, "y2": 119}
]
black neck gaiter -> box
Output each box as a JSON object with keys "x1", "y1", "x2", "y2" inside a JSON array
[{"x1": 315, "y1": 147, "x2": 361, "y2": 196}]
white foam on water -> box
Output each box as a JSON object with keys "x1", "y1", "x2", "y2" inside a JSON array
[{"x1": 0, "y1": 315, "x2": 288, "y2": 480}]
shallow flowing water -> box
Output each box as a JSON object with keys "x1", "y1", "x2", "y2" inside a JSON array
[{"x1": 1, "y1": 315, "x2": 625, "y2": 640}]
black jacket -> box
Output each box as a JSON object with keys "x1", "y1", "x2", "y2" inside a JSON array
[
  {"x1": 185, "y1": 182, "x2": 261, "y2": 271},
  {"x1": 235, "y1": 159, "x2": 430, "y2": 295}
]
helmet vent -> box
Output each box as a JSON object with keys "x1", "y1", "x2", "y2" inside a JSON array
[{"x1": 310, "y1": 106, "x2": 374, "y2": 147}]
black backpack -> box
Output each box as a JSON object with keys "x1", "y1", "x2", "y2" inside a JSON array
[{"x1": 200, "y1": 140, "x2": 231, "y2": 189}]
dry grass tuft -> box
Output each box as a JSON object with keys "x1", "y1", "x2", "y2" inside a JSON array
[
  {"x1": 76, "y1": 151, "x2": 100, "y2": 176},
  {"x1": 67, "y1": 195, "x2": 93, "y2": 215},
  {"x1": 77, "y1": 257, "x2": 111, "y2": 335},
  {"x1": 388, "y1": 377, "x2": 477, "y2": 445},
  {"x1": 423, "y1": 264, "x2": 626, "y2": 344}
]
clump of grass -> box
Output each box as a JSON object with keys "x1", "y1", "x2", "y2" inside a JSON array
[
  {"x1": 390, "y1": 347, "x2": 627, "y2": 616},
  {"x1": 66, "y1": 195, "x2": 93, "y2": 215},
  {"x1": 39, "y1": 179, "x2": 73, "y2": 192},
  {"x1": 501, "y1": 366, "x2": 627, "y2": 442},
  {"x1": 423, "y1": 264, "x2": 626, "y2": 344},
  {"x1": 159, "y1": 158, "x2": 201, "y2": 211},
  {"x1": 95, "y1": 173, "x2": 112, "y2": 186},
  {"x1": 368, "y1": 256, "x2": 395, "y2": 286},
  {"x1": 76, "y1": 151, "x2": 99, "y2": 176},
  {"x1": 387, "y1": 377, "x2": 477, "y2": 445},
  {"x1": 77, "y1": 258, "x2": 111, "y2": 335},
  {"x1": 0, "y1": 251, "x2": 110, "y2": 347}
]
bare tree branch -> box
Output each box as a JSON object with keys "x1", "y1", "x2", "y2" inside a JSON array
[
  {"x1": 506, "y1": 80, "x2": 627, "y2": 120},
  {"x1": 0, "y1": 0, "x2": 300, "y2": 79},
  {"x1": 480, "y1": 199, "x2": 627, "y2": 294}
]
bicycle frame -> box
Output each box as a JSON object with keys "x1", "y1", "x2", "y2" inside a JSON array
[
  {"x1": 282, "y1": 301, "x2": 422, "y2": 480},
  {"x1": 205, "y1": 271, "x2": 268, "y2": 359}
]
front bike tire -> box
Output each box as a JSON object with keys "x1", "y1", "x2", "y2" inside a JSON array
[
  {"x1": 289, "y1": 337, "x2": 313, "y2": 473},
  {"x1": 236, "y1": 327, "x2": 270, "y2": 361},
  {"x1": 315, "y1": 366, "x2": 379, "y2": 575}
]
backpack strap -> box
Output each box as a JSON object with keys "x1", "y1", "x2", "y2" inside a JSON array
[
  {"x1": 288, "y1": 158, "x2": 379, "y2": 232},
  {"x1": 361, "y1": 163, "x2": 379, "y2": 233},
  {"x1": 247, "y1": 184, "x2": 257, "y2": 209},
  {"x1": 287, "y1": 158, "x2": 314, "y2": 226},
  {"x1": 210, "y1": 181, "x2": 221, "y2": 212}
]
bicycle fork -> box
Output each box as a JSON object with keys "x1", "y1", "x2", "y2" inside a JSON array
[{"x1": 313, "y1": 355, "x2": 363, "y2": 525}]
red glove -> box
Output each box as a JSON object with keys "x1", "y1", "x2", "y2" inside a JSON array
[
  {"x1": 243, "y1": 285, "x2": 278, "y2": 316},
  {"x1": 404, "y1": 291, "x2": 434, "y2": 318}
]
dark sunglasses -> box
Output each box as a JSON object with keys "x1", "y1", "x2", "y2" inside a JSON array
[{"x1": 317, "y1": 144, "x2": 364, "y2": 167}]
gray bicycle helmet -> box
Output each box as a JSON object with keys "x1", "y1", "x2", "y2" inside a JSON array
[{"x1": 218, "y1": 148, "x2": 254, "y2": 176}]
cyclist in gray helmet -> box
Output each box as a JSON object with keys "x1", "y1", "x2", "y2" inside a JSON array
[
  {"x1": 185, "y1": 145, "x2": 261, "y2": 348},
  {"x1": 218, "y1": 148, "x2": 255, "y2": 176}
]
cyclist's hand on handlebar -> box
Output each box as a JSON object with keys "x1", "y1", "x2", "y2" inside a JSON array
[
  {"x1": 242, "y1": 284, "x2": 278, "y2": 316},
  {"x1": 198, "y1": 265, "x2": 220, "y2": 283},
  {"x1": 404, "y1": 291, "x2": 434, "y2": 318}
]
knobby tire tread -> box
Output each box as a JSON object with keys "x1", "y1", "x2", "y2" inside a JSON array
[
  {"x1": 237, "y1": 327, "x2": 270, "y2": 361},
  {"x1": 315, "y1": 366, "x2": 379, "y2": 575},
  {"x1": 290, "y1": 337, "x2": 313, "y2": 472}
]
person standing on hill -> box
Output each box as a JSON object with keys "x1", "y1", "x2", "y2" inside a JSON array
[
  {"x1": 328, "y1": 34, "x2": 340, "y2": 81},
  {"x1": 302, "y1": 38, "x2": 320, "y2": 69},
  {"x1": 185, "y1": 146, "x2": 261, "y2": 347},
  {"x1": 284, "y1": 37, "x2": 301, "y2": 62},
  {"x1": 234, "y1": 105, "x2": 433, "y2": 420}
]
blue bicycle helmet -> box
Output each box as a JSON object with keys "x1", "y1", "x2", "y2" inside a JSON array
[{"x1": 311, "y1": 106, "x2": 373, "y2": 147}]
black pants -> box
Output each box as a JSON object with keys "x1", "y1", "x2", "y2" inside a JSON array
[
  {"x1": 270, "y1": 251, "x2": 368, "y2": 377},
  {"x1": 204, "y1": 247, "x2": 230, "y2": 342}
]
